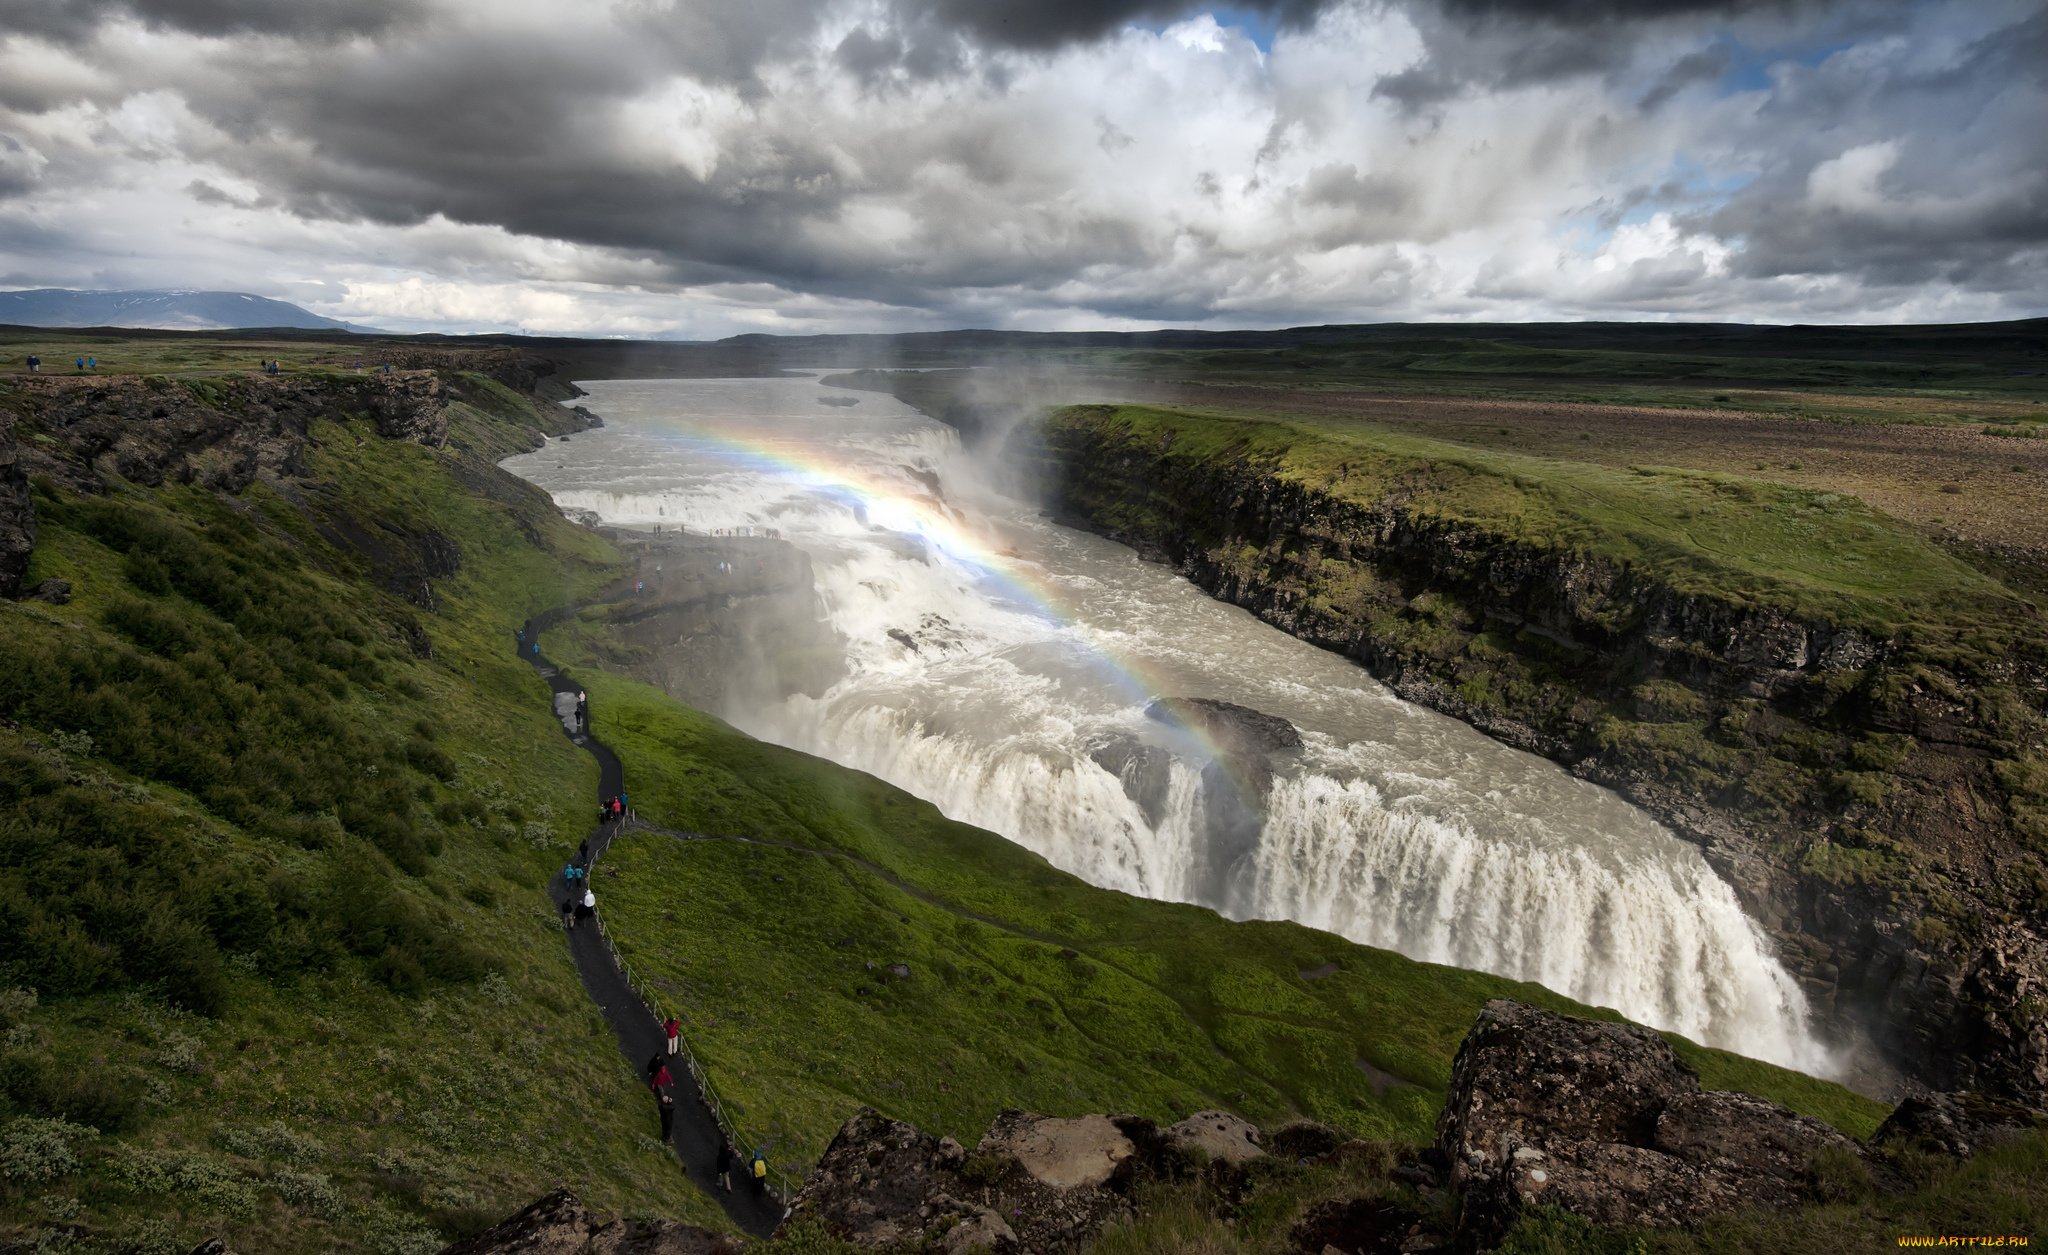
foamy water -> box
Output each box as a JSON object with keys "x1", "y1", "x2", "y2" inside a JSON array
[{"x1": 503, "y1": 375, "x2": 1834, "y2": 1074}]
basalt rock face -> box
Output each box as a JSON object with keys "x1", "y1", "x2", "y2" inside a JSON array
[
  {"x1": 0, "y1": 370, "x2": 594, "y2": 624},
  {"x1": 439, "y1": 1188, "x2": 740, "y2": 1255},
  {"x1": 5, "y1": 373, "x2": 453, "y2": 502},
  {"x1": 1437, "y1": 1000, "x2": 1864, "y2": 1246},
  {"x1": 1031, "y1": 406, "x2": 2048, "y2": 1104}
]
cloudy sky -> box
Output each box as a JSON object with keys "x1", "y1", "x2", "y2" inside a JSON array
[{"x1": 0, "y1": 0, "x2": 2042, "y2": 337}]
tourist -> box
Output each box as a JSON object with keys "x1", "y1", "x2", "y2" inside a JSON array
[
  {"x1": 75, "y1": 358, "x2": 84, "y2": 370},
  {"x1": 575, "y1": 890, "x2": 595, "y2": 927},
  {"x1": 663, "y1": 1014, "x2": 681, "y2": 1056},
  {"x1": 716, "y1": 1143, "x2": 735, "y2": 1192},
  {"x1": 561, "y1": 896, "x2": 575, "y2": 931},
  {"x1": 658, "y1": 1089, "x2": 675, "y2": 1140},
  {"x1": 751, "y1": 1150, "x2": 768, "y2": 1193},
  {"x1": 648, "y1": 1055, "x2": 672, "y2": 1090},
  {"x1": 25, "y1": 355, "x2": 37, "y2": 373}
]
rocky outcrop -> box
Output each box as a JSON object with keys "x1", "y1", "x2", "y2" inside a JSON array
[
  {"x1": 0, "y1": 414, "x2": 35, "y2": 598},
  {"x1": 779, "y1": 1107, "x2": 1206, "y2": 1254},
  {"x1": 362, "y1": 372, "x2": 450, "y2": 446},
  {"x1": 1030, "y1": 405, "x2": 2048, "y2": 1104},
  {"x1": 2, "y1": 372, "x2": 452, "y2": 499},
  {"x1": 1867, "y1": 1089, "x2": 2048, "y2": 1158},
  {"x1": 977, "y1": 1110, "x2": 1134, "y2": 1188},
  {"x1": 1165, "y1": 1110, "x2": 1265, "y2": 1164},
  {"x1": 0, "y1": 368, "x2": 596, "y2": 619},
  {"x1": 1436, "y1": 1000, "x2": 1865, "y2": 1246},
  {"x1": 439, "y1": 1189, "x2": 740, "y2": 1255}
]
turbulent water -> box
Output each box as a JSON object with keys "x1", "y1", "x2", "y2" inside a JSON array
[{"x1": 504, "y1": 375, "x2": 1833, "y2": 1074}]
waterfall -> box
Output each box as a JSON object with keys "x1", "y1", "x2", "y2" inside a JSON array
[{"x1": 504, "y1": 375, "x2": 1837, "y2": 1077}]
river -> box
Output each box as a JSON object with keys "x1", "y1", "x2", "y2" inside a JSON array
[{"x1": 502, "y1": 374, "x2": 1833, "y2": 1075}]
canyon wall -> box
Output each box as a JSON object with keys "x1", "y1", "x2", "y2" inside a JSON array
[{"x1": 1024, "y1": 404, "x2": 2048, "y2": 1102}]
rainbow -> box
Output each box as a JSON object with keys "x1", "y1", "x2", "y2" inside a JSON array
[{"x1": 593, "y1": 414, "x2": 1264, "y2": 800}]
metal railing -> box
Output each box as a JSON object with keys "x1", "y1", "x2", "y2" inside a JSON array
[{"x1": 584, "y1": 815, "x2": 800, "y2": 1208}]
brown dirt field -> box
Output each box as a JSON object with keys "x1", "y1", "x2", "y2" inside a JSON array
[{"x1": 1075, "y1": 378, "x2": 2048, "y2": 599}]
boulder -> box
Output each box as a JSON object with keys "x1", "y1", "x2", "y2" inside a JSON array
[
  {"x1": 1653, "y1": 1091, "x2": 1860, "y2": 1208},
  {"x1": 1478, "y1": 1140, "x2": 1740, "y2": 1232},
  {"x1": 1435, "y1": 999, "x2": 1699, "y2": 1189},
  {"x1": 780, "y1": 1108, "x2": 1138, "y2": 1254},
  {"x1": 782, "y1": 1109, "x2": 953, "y2": 1247},
  {"x1": 1868, "y1": 1090, "x2": 2048, "y2": 1158},
  {"x1": 977, "y1": 1111, "x2": 1134, "y2": 1189},
  {"x1": 1434, "y1": 1000, "x2": 1873, "y2": 1245},
  {"x1": 1165, "y1": 1110, "x2": 1264, "y2": 1164},
  {"x1": 438, "y1": 1189, "x2": 738, "y2": 1255},
  {"x1": 26, "y1": 578, "x2": 70, "y2": 604},
  {"x1": 939, "y1": 1206, "x2": 1017, "y2": 1255},
  {"x1": 1142, "y1": 698, "x2": 1301, "y2": 904}
]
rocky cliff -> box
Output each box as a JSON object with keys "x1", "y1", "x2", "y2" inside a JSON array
[
  {"x1": 0, "y1": 364, "x2": 599, "y2": 609},
  {"x1": 1024, "y1": 405, "x2": 2048, "y2": 1104}
]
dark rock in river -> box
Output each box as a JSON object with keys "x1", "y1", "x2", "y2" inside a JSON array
[
  {"x1": 1088, "y1": 736, "x2": 1174, "y2": 828},
  {"x1": 1437, "y1": 999, "x2": 1866, "y2": 1245},
  {"x1": 1144, "y1": 696, "x2": 1301, "y2": 757},
  {"x1": 1143, "y1": 697, "x2": 1301, "y2": 905}
]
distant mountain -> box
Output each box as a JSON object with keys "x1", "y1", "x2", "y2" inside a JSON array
[{"x1": 0, "y1": 289, "x2": 384, "y2": 333}]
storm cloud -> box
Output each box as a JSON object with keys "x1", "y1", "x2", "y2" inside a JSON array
[{"x1": 0, "y1": 0, "x2": 2039, "y2": 335}]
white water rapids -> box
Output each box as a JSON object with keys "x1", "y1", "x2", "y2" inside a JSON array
[{"x1": 504, "y1": 375, "x2": 1834, "y2": 1075}]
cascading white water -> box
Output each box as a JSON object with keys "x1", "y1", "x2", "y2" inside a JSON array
[{"x1": 505, "y1": 375, "x2": 1835, "y2": 1075}]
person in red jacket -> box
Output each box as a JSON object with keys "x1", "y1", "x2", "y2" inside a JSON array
[{"x1": 663, "y1": 1015, "x2": 681, "y2": 1056}]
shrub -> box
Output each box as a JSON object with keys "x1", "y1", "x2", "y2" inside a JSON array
[
  {"x1": 274, "y1": 1168, "x2": 343, "y2": 1214},
  {"x1": 221, "y1": 1120, "x2": 324, "y2": 1163},
  {"x1": 0, "y1": 988, "x2": 37, "y2": 1030},
  {"x1": 960, "y1": 1154, "x2": 1012, "y2": 1186},
  {"x1": 0, "y1": 1116, "x2": 97, "y2": 1183},
  {"x1": 156, "y1": 1031, "x2": 204, "y2": 1073}
]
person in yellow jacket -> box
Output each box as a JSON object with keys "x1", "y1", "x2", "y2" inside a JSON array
[{"x1": 750, "y1": 1149, "x2": 768, "y2": 1194}]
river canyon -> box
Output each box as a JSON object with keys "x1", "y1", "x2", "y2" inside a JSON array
[{"x1": 503, "y1": 375, "x2": 1834, "y2": 1076}]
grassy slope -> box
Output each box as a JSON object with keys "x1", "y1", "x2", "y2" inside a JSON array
[
  {"x1": 528, "y1": 627, "x2": 1888, "y2": 1176},
  {"x1": 0, "y1": 402, "x2": 732, "y2": 1251}
]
